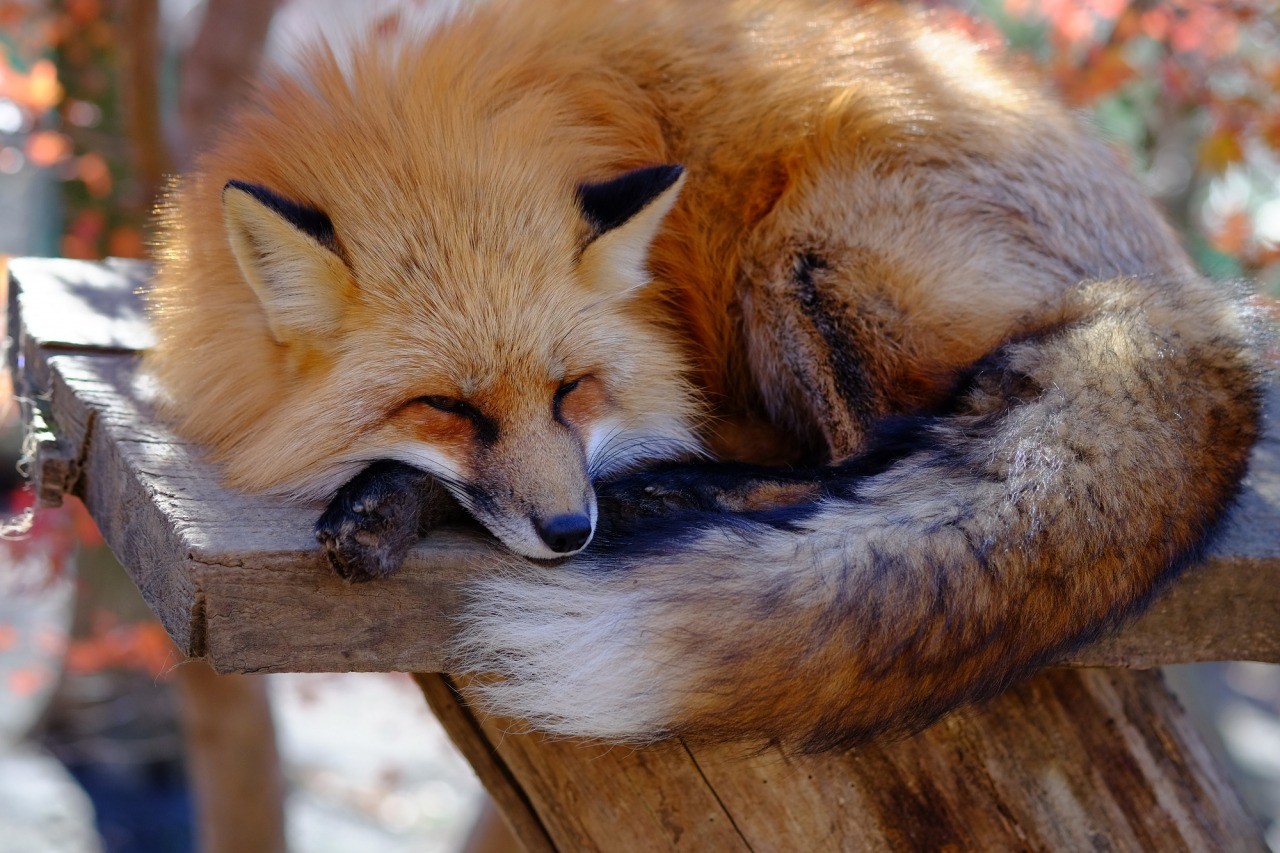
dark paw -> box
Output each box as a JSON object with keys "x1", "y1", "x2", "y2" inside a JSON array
[{"x1": 315, "y1": 461, "x2": 435, "y2": 583}]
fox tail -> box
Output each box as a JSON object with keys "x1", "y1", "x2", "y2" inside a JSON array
[{"x1": 451, "y1": 276, "x2": 1266, "y2": 751}]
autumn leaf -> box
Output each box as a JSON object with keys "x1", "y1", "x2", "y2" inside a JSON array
[
  {"x1": 75, "y1": 152, "x2": 111, "y2": 197},
  {"x1": 1209, "y1": 210, "x2": 1252, "y2": 256},
  {"x1": 0, "y1": 56, "x2": 62, "y2": 112},
  {"x1": 106, "y1": 227, "x2": 145, "y2": 259},
  {"x1": 66, "y1": 620, "x2": 175, "y2": 677},
  {"x1": 1198, "y1": 128, "x2": 1244, "y2": 173},
  {"x1": 26, "y1": 59, "x2": 60, "y2": 109},
  {"x1": 1262, "y1": 117, "x2": 1280, "y2": 153},
  {"x1": 1059, "y1": 45, "x2": 1135, "y2": 105},
  {"x1": 24, "y1": 130, "x2": 70, "y2": 167},
  {"x1": 7, "y1": 666, "x2": 51, "y2": 697}
]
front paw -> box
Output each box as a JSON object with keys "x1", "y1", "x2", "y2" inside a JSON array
[{"x1": 315, "y1": 461, "x2": 430, "y2": 583}]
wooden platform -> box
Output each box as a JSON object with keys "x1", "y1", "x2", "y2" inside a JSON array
[
  {"x1": 11, "y1": 258, "x2": 1279, "y2": 674},
  {"x1": 10, "y1": 257, "x2": 1278, "y2": 850}
]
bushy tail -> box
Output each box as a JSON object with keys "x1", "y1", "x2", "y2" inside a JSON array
[{"x1": 450, "y1": 277, "x2": 1266, "y2": 751}]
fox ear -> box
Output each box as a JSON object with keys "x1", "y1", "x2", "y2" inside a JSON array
[
  {"x1": 577, "y1": 164, "x2": 685, "y2": 297},
  {"x1": 222, "y1": 180, "x2": 350, "y2": 344}
]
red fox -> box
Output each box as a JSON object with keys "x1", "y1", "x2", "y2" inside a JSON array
[{"x1": 147, "y1": 0, "x2": 1265, "y2": 750}]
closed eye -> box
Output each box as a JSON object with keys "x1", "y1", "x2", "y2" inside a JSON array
[
  {"x1": 417, "y1": 395, "x2": 480, "y2": 418},
  {"x1": 415, "y1": 395, "x2": 498, "y2": 443},
  {"x1": 553, "y1": 376, "x2": 587, "y2": 422},
  {"x1": 555, "y1": 377, "x2": 582, "y2": 402}
]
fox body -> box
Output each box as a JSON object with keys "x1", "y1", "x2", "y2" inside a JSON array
[{"x1": 148, "y1": 0, "x2": 1265, "y2": 749}]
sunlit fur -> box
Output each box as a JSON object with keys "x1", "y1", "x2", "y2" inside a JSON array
[
  {"x1": 149, "y1": 0, "x2": 1266, "y2": 749},
  {"x1": 147, "y1": 7, "x2": 702, "y2": 557}
]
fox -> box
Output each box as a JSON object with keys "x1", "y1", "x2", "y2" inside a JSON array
[{"x1": 146, "y1": 0, "x2": 1266, "y2": 751}]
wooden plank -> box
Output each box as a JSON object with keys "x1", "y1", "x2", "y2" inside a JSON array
[
  {"x1": 8, "y1": 261, "x2": 1268, "y2": 853},
  {"x1": 174, "y1": 663, "x2": 286, "y2": 853},
  {"x1": 7, "y1": 260, "x2": 291, "y2": 853},
  {"x1": 8, "y1": 256, "x2": 1280, "y2": 673},
  {"x1": 446, "y1": 668, "x2": 1262, "y2": 851},
  {"x1": 39, "y1": 351, "x2": 489, "y2": 672},
  {"x1": 10, "y1": 256, "x2": 153, "y2": 352},
  {"x1": 7, "y1": 257, "x2": 151, "y2": 508}
]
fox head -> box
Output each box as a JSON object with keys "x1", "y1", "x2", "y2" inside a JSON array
[{"x1": 214, "y1": 164, "x2": 698, "y2": 559}]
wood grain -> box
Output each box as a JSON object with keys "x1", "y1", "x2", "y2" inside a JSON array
[
  {"x1": 9, "y1": 258, "x2": 1279, "y2": 674},
  {"x1": 426, "y1": 668, "x2": 1262, "y2": 851},
  {"x1": 688, "y1": 667, "x2": 1259, "y2": 851}
]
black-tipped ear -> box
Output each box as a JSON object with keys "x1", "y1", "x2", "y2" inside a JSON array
[
  {"x1": 577, "y1": 165, "x2": 684, "y2": 236},
  {"x1": 222, "y1": 180, "x2": 351, "y2": 343},
  {"x1": 575, "y1": 165, "x2": 686, "y2": 297},
  {"x1": 224, "y1": 180, "x2": 343, "y2": 257}
]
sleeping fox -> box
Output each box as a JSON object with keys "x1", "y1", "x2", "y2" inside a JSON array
[{"x1": 147, "y1": 0, "x2": 1265, "y2": 750}]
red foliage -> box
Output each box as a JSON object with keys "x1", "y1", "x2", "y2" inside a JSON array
[
  {"x1": 0, "y1": 1, "x2": 146, "y2": 260},
  {"x1": 65, "y1": 616, "x2": 176, "y2": 679},
  {"x1": 997, "y1": 0, "x2": 1280, "y2": 277},
  {"x1": 1, "y1": 491, "x2": 101, "y2": 588}
]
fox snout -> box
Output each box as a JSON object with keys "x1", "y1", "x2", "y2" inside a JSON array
[
  {"x1": 534, "y1": 513, "x2": 594, "y2": 554},
  {"x1": 465, "y1": 423, "x2": 600, "y2": 560},
  {"x1": 481, "y1": 489, "x2": 597, "y2": 560}
]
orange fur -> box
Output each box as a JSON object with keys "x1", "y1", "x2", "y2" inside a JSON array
[
  {"x1": 156, "y1": 0, "x2": 1106, "y2": 482},
  {"x1": 148, "y1": 0, "x2": 1265, "y2": 747}
]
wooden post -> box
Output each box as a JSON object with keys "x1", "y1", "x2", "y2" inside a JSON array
[
  {"x1": 417, "y1": 669, "x2": 1263, "y2": 851},
  {"x1": 174, "y1": 663, "x2": 286, "y2": 853}
]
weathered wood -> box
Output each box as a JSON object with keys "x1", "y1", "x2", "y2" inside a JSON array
[
  {"x1": 474, "y1": 715, "x2": 751, "y2": 851},
  {"x1": 429, "y1": 668, "x2": 1262, "y2": 851},
  {"x1": 9, "y1": 258, "x2": 1279, "y2": 674},
  {"x1": 686, "y1": 668, "x2": 1255, "y2": 851},
  {"x1": 5, "y1": 259, "x2": 288, "y2": 853}
]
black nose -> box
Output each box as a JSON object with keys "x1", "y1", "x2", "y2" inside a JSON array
[{"x1": 535, "y1": 514, "x2": 593, "y2": 554}]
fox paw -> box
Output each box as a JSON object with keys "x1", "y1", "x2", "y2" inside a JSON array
[{"x1": 315, "y1": 461, "x2": 432, "y2": 583}]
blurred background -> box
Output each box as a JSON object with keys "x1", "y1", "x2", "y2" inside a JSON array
[{"x1": 0, "y1": 0, "x2": 1277, "y2": 851}]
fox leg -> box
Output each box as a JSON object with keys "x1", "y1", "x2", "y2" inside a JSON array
[
  {"x1": 593, "y1": 411, "x2": 944, "y2": 533},
  {"x1": 597, "y1": 461, "x2": 827, "y2": 518},
  {"x1": 316, "y1": 461, "x2": 461, "y2": 582}
]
